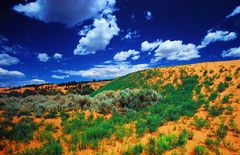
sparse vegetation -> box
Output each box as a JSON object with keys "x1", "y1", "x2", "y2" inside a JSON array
[{"x1": 0, "y1": 61, "x2": 240, "y2": 154}]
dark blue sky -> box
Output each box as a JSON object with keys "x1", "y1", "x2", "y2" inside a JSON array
[{"x1": 0, "y1": 0, "x2": 240, "y2": 87}]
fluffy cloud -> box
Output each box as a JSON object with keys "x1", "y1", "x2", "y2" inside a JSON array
[
  {"x1": 28, "y1": 79, "x2": 46, "y2": 85},
  {"x1": 54, "y1": 63, "x2": 149, "y2": 79},
  {"x1": 145, "y1": 11, "x2": 153, "y2": 20},
  {"x1": 199, "y1": 30, "x2": 237, "y2": 48},
  {"x1": 13, "y1": 0, "x2": 115, "y2": 27},
  {"x1": 74, "y1": 15, "x2": 119, "y2": 55},
  {"x1": 37, "y1": 53, "x2": 50, "y2": 62},
  {"x1": 141, "y1": 40, "x2": 200, "y2": 63},
  {"x1": 113, "y1": 49, "x2": 140, "y2": 61},
  {"x1": 51, "y1": 75, "x2": 69, "y2": 79},
  {"x1": 53, "y1": 53, "x2": 63, "y2": 60},
  {"x1": 222, "y1": 46, "x2": 240, "y2": 57},
  {"x1": 226, "y1": 5, "x2": 240, "y2": 18},
  {"x1": 141, "y1": 40, "x2": 162, "y2": 52},
  {"x1": 0, "y1": 54, "x2": 19, "y2": 66},
  {"x1": 0, "y1": 68, "x2": 25, "y2": 78}
]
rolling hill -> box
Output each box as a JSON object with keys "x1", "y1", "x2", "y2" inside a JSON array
[{"x1": 0, "y1": 60, "x2": 240, "y2": 155}]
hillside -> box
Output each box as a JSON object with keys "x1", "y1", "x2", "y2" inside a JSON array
[
  {"x1": 0, "y1": 60, "x2": 240, "y2": 155},
  {"x1": 0, "y1": 80, "x2": 111, "y2": 95},
  {"x1": 91, "y1": 60, "x2": 240, "y2": 96}
]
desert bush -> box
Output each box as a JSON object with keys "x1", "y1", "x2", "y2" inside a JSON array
[
  {"x1": 195, "y1": 145, "x2": 208, "y2": 155},
  {"x1": 44, "y1": 110, "x2": 58, "y2": 119},
  {"x1": 136, "y1": 119, "x2": 147, "y2": 136},
  {"x1": 148, "y1": 137, "x2": 156, "y2": 155},
  {"x1": 60, "y1": 109, "x2": 70, "y2": 122},
  {"x1": 9, "y1": 117, "x2": 38, "y2": 143},
  {"x1": 7, "y1": 91, "x2": 21, "y2": 97},
  {"x1": 217, "y1": 82, "x2": 228, "y2": 92},
  {"x1": 22, "y1": 89, "x2": 36, "y2": 97},
  {"x1": 209, "y1": 90, "x2": 218, "y2": 101},
  {"x1": 146, "y1": 114, "x2": 165, "y2": 132},
  {"x1": 222, "y1": 95, "x2": 230, "y2": 103},
  {"x1": 217, "y1": 124, "x2": 228, "y2": 139},
  {"x1": 117, "y1": 89, "x2": 160, "y2": 110},
  {"x1": 205, "y1": 138, "x2": 219, "y2": 149},
  {"x1": 194, "y1": 116, "x2": 207, "y2": 130},
  {"x1": 177, "y1": 130, "x2": 189, "y2": 146},
  {"x1": 208, "y1": 106, "x2": 223, "y2": 117},
  {"x1": 225, "y1": 76, "x2": 232, "y2": 81},
  {"x1": 156, "y1": 134, "x2": 178, "y2": 154},
  {"x1": 132, "y1": 144, "x2": 144, "y2": 155}
]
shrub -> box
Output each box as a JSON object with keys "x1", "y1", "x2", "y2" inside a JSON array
[
  {"x1": 22, "y1": 89, "x2": 36, "y2": 97},
  {"x1": 177, "y1": 130, "x2": 189, "y2": 146},
  {"x1": 203, "y1": 70, "x2": 208, "y2": 76},
  {"x1": 217, "y1": 82, "x2": 228, "y2": 92},
  {"x1": 60, "y1": 110, "x2": 70, "y2": 122},
  {"x1": 44, "y1": 110, "x2": 58, "y2": 119},
  {"x1": 7, "y1": 91, "x2": 21, "y2": 97},
  {"x1": 146, "y1": 114, "x2": 165, "y2": 132},
  {"x1": 132, "y1": 144, "x2": 144, "y2": 155},
  {"x1": 195, "y1": 145, "x2": 208, "y2": 155},
  {"x1": 156, "y1": 134, "x2": 178, "y2": 154},
  {"x1": 194, "y1": 116, "x2": 206, "y2": 130},
  {"x1": 225, "y1": 76, "x2": 232, "y2": 81},
  {"x1": 209, "y1": 90, "x2": 218, "y2": 101},
  {"x1": 217, "y1": 124, "x2": 228, "y2": 139},
  {"x1": 136, "y1": 119, "x2": 147, "y2": 136},
  {"x1": 9, "y1": 117, "x2": 38, "y2": 143},
  {"x1": 222, "y1": 95, "x2": 230, "y2": 104},
  {"x1": 208, "y1": 106, "x2": 223, "y2": 117},
  {"x1": 148, "y1": 137, "x2": 156, "y2": 155},
  {"x1": 205, "y1": 137, "x2": 219, "y2": 149}
]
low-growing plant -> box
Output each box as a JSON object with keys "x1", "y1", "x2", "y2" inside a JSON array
[
  {"x1": 44, "y1": 110, "x2": 58, "y2": 119},
  {"x1": 136, "y1": 119, "x2": 147, "y2": 137},
  {"x1": 148, "y1": 137, "x2": 156, "y2": 155},
  {"x1": 217, "y1": 82, "x2": 228, "y2": 92},
  {"x1": 132, "y1": 144, "x2": 144, "y2": 155},
  {"x1": 209, "y1": 90, "x2": 218, "y2": 101},
  {"x1": 194, "y1": 116, "x2": 206, "y2": 130},
  {"x1": 225, "y1": 76, "x2": 232, "y2": 81},
  {"x1": 222, "y1": 95, "x2": 230, "y2": 103},
  {"x1": 208, "y1": 106, "x2": 223, "y2": 117},
  {"x1": 195, "y1": 145, "x2": 208, "y2": 155},
  {"x1": 217, "y1": 124, "x2": 228, "y2": 139},
  {"x1": 9, "y1": 117, "x2": 38, "y2": 143}
]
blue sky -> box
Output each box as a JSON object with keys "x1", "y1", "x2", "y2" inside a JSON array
[{"x1": 0, "y1": 0, "x2": 240, "y2": 87}]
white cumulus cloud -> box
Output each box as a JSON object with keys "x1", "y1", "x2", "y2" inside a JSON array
[
  {"x1": 54, "y1": 63, "x2": 149, "y2": 79},
  {"x1": 113, "y1": 49, "x2": 140, "y2": 61},
  {"x1": 222, "y1": 46, "x2": 240, "y2": 57},
  {"x1": 141, "y1": 40, "x2": 162, "y2": 52},
  {"x1": 0, "y1": 68, "x2": 25, "y2": 78},
  {"x1": 51, "y1": 75, "x2": 69, "y2": 79},
  {"x1": 141, "y1": 40, "x2": 200, "y2": 63},
  {"x1": 226, "y1": 5, "x2": 240, "y2": 18},
  {"x1": 199, "y1": 30, "x2": 237, "y2": 48},
  {"x1": 28, "y1": 79, "x2": 46, "y2": 85},
  {"x1": 0, "y1": 54, "x2": 19, "y2": 66},
  {"x1": 13, "y1": 0, "x2": 115, "y2": 27},
  {"x1": 74, "y1": 15, "x2": 119, "y2": 55},
  {"x1": 53, "y1": 53, "x2": 63, "y2": 60},
  {"x1": 37, "y1": 53, "x2": 50, "y2": 62}
]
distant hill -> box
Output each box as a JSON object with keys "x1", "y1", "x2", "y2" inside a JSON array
[
  {"x1": 0, "y1": 80, "x2": 111, "y2": 95},
  {"x1": 91, "y1": 60, "x2": 240, "y2": 96}
]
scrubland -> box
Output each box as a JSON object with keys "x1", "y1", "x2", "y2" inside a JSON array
[{"x1": 0, "y1": 60, "x2": 240, "y2": 155}]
